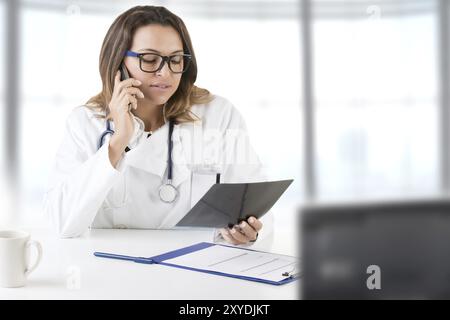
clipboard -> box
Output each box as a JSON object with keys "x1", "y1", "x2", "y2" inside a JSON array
[
  {"x1": 94, "y1": 242, "x2": 299, "y2": 286},
  {"x1": 176, "y1": 179, "x2": 294, "y2": 228}
]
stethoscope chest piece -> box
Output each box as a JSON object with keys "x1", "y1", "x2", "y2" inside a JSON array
[{"x1": 159, "y1": 180, "x2": 178, "y2": 203}]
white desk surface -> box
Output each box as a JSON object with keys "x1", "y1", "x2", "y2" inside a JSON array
[{"x1": 0, "y1": 227, "x2": 299, "y2": 300}]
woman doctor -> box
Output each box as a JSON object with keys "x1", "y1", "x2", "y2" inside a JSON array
[{"x1": 44, "y1": 6, "x2": 271, "y2": 245}]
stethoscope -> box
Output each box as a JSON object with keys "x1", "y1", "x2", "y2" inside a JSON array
[{"x1": 98, "y1": 118, "x2": 179, "y2": 203}]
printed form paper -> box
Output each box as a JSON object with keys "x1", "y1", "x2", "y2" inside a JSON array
[{"x1": 163, "y1": 245, "x2": 299, "y2": 282}]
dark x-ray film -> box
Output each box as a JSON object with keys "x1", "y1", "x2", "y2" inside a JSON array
[{"x1": 176, "y1": 179, "x2": 293, "y2": 228}]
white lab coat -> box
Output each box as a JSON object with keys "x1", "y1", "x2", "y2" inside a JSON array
[{"x1": 43, "y1": 94, "x2": 273, "y2": 242}]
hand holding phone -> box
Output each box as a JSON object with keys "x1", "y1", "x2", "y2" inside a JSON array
[{"x1": 107, "y1": 63, "x2": 145, "y2": 160}]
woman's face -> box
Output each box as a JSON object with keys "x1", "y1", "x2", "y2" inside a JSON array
[{"x1": 124, "y1": 24, "x2": 184, "y2": 106}]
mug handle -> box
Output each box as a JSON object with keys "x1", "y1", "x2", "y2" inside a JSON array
[{"x1": 25, "y1": 240, "x2": 43, "y2": 276}]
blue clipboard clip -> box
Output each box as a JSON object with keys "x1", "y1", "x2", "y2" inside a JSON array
[{"x1": 281, "y1": 264, "x2": 302, "y2": 279}]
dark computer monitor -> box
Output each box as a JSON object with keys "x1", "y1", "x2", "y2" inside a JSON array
[{"x1": 301, "y1": 197, "x2": 450, "y2": 299}]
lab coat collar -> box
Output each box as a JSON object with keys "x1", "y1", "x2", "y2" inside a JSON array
[{"x1": 123, "y1": 118, "x2": 191, "y2": 188}]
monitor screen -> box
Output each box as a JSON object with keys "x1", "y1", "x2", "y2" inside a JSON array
[{"x1": 301, "y1": 197, "x2": 450, "y2": 299}]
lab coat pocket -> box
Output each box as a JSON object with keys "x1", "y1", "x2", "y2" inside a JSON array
[
  {"x1": 104, "y1": 173, "x2": 128, "y2": 209},
  {"x1": 190, "y1": 172, "x2": 217, "y2": 209}
]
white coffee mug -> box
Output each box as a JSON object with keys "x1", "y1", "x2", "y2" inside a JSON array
[{"x1": 0, "y1": 230, "x2": 42, "y2": 288}]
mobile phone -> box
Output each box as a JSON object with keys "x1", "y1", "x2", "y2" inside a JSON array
[
  {"x1": 120, "y1": 63, "x2": 130, "y2": 81},
  {"x1": 118, "y1": 63, "x2": 134, "y2": 113}
]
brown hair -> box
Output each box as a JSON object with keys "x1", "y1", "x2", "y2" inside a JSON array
[{"x1": 86, "y1": 5, "x2": 212, "y2": 123}]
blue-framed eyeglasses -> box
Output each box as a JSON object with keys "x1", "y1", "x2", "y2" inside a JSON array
[{"x1": 125, "y1": 50, "x2": 192, "y2": 74}]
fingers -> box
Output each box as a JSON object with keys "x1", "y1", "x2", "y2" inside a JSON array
[
  {"x1": 113, "y1": 73, "x2": 142, "y2": 97},
  {"x1": 118, "y1": 93, "x2": 137, "y2": 111},
  {"x1": 220, "y1": 227, "x2": 248, "y2": 245},
  {"x1": 111, "y1": 71, "x2": 143, "y2": 115},
  {"x1": 127, "y1": 95, "x2": 138, "y2": 111},
  {"x1": 229, "y1": 226, "x2": 250, "y2": 244},
  {"x1": 123, "y1": 87, "x2": 144, "y2": 98},
  {"x1": 219, "y1": 228, "x2": 236, "y2": 245},
  {"x1": 219, "y1": 217, "x2": 264, "y2": 245},
  {"x1": 118, "y1": 78, "x2": 142, "y2": 91},
  {"x1": 219, "y1": 228, "x2": 238, "y2": 245},
  {"x1": 238, "y1": 221, "x2": 258, "y2": 241},
  {"x1": 118, "y1": 88, "x2": 142, "y2": 110},
  {"x1": 117, "y1": 87, "x2": 144, "y2": 110},
  {"x1": 247, "y1": 216, "x2": 263, "y2": 232}
]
